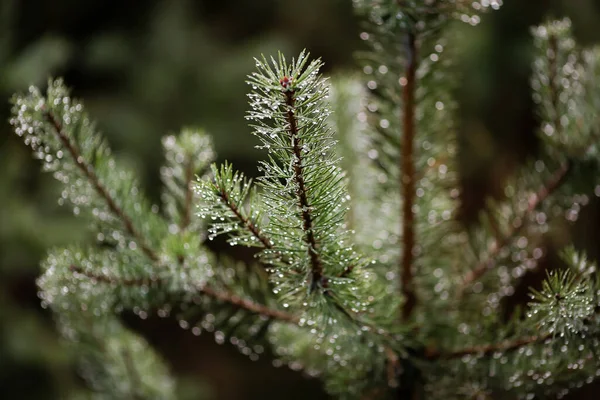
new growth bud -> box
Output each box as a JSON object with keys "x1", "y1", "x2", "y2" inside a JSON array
[{"x1": 279, "y1": 76, "x2": 293, "y2": 92}]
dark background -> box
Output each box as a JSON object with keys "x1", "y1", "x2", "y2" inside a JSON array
[{"x1": 2, "y1": 0, "x2": 600, "y2": 398}]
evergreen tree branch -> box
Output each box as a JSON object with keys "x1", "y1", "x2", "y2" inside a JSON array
[
  {"x1": 283, "y1": 86, "x2": 325, "y2": 289},
  {"x1": 68, "y1": 265, "x2": 299, "y2": 324},
  {"x1": 400, "y1": 31, "x2": 418, "y2": 320},
  {"x1": 548, "y1": 34, "x2": 560, "y2": 133},
  {"x1": 200, "y1": 285, "x2": 299, "y2": 324},
  {"x1": 162, "y1": 129, "x2": 214, "y2": 233},
  {"x1": 215, "y1": 184, "x2": 272, "y2": 249},
  {"x1": 180, "y1": 160, "x2": 194, "y2": 231},
  {"x1": 44, "y1": 110, "x2": 159, "y2": 262},
  {"x1": 425, "y1": 333, "x2": 551, "y2": 360},
  {"x1": 458, "y1": 161, "x2": 570, "y2": 295},
  {"x1": 385, "y1": 346, "x2": 400, "y2": 388}
]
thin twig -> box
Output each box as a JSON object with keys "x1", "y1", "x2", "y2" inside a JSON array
[
  {"x1": 216, "y1": 188, "x2": 273, "y2": 249},
  {"x1": 200, "y1": 284, "x2": 299, "y2": 323},
  {"x1": 69, "y1": 265, "x2": 299, "y2": 324},
  {"x1": 458, "y1": 162, "x2": 570, "y2": 296},
  {"x1": 400, "y1": 31, "x2": 418, "y2": 320},
  {"x1": 180, "y1": 159, "x2": 194, "y2": 231},
  {"x1": 44, "y1": 111, "x2": 159, "y2": 262},
  {"x1": 425, "y1": 333, "x2": 551, "y2": 360},
  {"x1": 283, "y1": 86, "x2": 324, "y2": 289}
]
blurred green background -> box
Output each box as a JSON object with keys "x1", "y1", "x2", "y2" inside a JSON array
[{"x1": 2, "y1": 0, "x2": 600, "y2": 399}]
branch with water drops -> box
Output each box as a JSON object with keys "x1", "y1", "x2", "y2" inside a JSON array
[
  {"x1": 197, "y1": 162, "x2": 274, "y2": 250},
  {"x1": 12, "y1": 5, "x2": 600, "y2": 399},
  {"x1": 240, "y1": 51, "x2": 364, "y2": 306},
  {"x1": 458, "y1": 161, "x2": 570, "y2": 296},
  {"x1": 45, "y1": 107, "x2": 160, "y2": 262},
  {"x1": 68, "y1": 264, "x2": 300, "y2": 323},
  {"x1": 425, "y1": 333, "x2": 551, "y2": 360},
  {"x1": 11, "y1": 79, "x2": 167, "y2": 261},
  {"x1": 162, "y1": 129, "x2": 215, "y2": 234},
  {"x1": 282, "y1": 76, "x2": 325, "y2": 291}
]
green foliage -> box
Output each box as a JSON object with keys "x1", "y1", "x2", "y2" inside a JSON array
[
  {"x1": 161, "y1": 129, "x2": 214, "y2": 234},
  {"x1": 9, "y1": 2, "x2": 600, "y2": 400}
]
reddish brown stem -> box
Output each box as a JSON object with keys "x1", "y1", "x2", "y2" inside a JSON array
[
  {"x1": 425, "y1": 333, "x2": 551, "y2": 360},
  {"x1": 339, "y1": 265, "x2": 355, "y2": 278},
  {"x1": 180, "y1": 160, "x2": 194, "y2": 231},
  {"x1": 69, "y1": 265, "x2": 299, "y2": 324},
  {"x1": 216, "y1": 188, "x2": 273, "y2": 249},
  {"x1": 283, "y1": 88, "x2": 324, "y2": 289},
  {"x1": 45, "y1": 111, "x2": 158, "y2": 262},
  {"x1": 458, "y1": 162, "x2": 570, "y2": 295},
  {"x1": 400, "y1": 32, "x2": 418, "y2": 320},
  {"x1": 200, "y1": 284, "x2": 298, "y2": 323}
]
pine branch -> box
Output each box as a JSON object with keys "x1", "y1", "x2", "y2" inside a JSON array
[
  {"x1": 425, "y1": 333, "x2": 551, "y2": 360},
  {"x1": 548, "y1": 34, "x2": 560, "y2": 133},
  {"x1": 400, "y1": 31, "x2": 418, "y2": 320},
  {"x1": 215, "y1": 185, "x2": 272, "y2": 249},
  {"x1": 200, "y1": 284, "x2": 299, "y2": 324},
  {"x1": 68, "y1": 265, "x2": 299, "y2": 324},
  {"x1": 180, "y1": 160, "x2": 194, "y2": 231},
  {"x1": 458, "y1": 161, "x2": 570, "y2": 295},
  {"x1": 69, "y1": 265, "x2": 156, "y2": 286},
  {"x1": 162, "y1": 129, "x2": 214, "y2": 232},
  {"x1": 44, "y1": 110, "x2": 159, "y2": 262},
  {"x1": 283, "y1": 86, "x2": 325, "y2": 290},
  {"x1": 208, "y1": 172, "x2": 302, "y2": 272}
]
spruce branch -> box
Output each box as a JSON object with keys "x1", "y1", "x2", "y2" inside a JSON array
[{"x1": 44, "y1": 109, "x2": 159, "y2": 262}]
